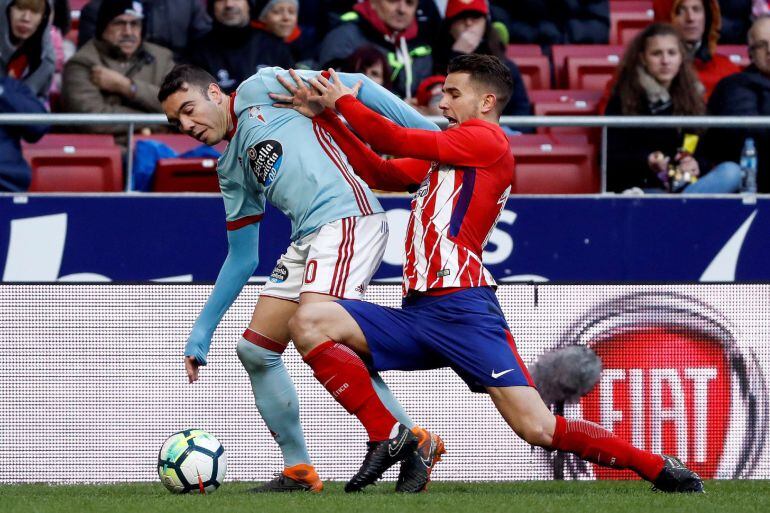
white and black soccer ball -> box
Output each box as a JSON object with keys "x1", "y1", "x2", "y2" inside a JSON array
[{"x1": 157, "y1": 429, "x2": 227, "y2": 494}]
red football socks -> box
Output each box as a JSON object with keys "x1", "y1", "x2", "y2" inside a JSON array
[
  {"x1": 303, "y1": 341, "x2": 398, "y2": 441},
  {"x1": 550, "y1": 416, "x2": 665, "y2": 481}
]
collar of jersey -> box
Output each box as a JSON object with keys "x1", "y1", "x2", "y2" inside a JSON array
[{"x1": 225, "y1": 92, "x2": 238, "y2": 142}]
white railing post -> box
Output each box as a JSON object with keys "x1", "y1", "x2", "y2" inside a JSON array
[
  {"x1": 126, "y1": 123, "x2": 135, "y2": 192},
  {"x1": 601, "y1": 125, "x2": 608, "y2": 193}
]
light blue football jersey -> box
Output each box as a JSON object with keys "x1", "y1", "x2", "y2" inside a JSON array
[{"x1": 216, "y1": 67, "x2": 438, "y2": 241}]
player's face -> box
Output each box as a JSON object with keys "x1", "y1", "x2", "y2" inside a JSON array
[
  {"x1": 438, "y1": 72, "x2": 491, "y2": 128},
  {"x1": 163, "y1": 84, "x2": 228, "y2": 146}
]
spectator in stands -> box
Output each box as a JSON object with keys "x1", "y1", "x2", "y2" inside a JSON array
[
  {"x1": 654, "y1": 0, "x2": 741, "y2": 97},
  {"x1": 252, "y1": 0, "x2": 314, "y2": 68},
  {"x1": 77, "y1": 0, "x2": 211, "y2": 59},
  {"x1": 413, "y1": 73, "x2": 444, "y2": 115},
  {"x1": 187, "y1": 0, "x2": 293, "y2": 94},
  {"x1": 61, "y1": 0, "x2": 175, "y2": 143},
  {"x1": 49, "y1": 0, "x2": 75, "y2": 104},
  {"x1": 323, "y1": 0, "x2": 443, "y2": 46},
  {"x1": 491, "y1": 0, "x2": 610, "y2": 45},
  {"x1": 605, "y1": 23, "x2": 741, "y2": 194},
  {"x1": 706, "y1": 15, "x2": 770, "y2": 192},
  {"x1": 341, "y1": 45, "x2": 392, "y2": 88},
  {"x1": 319, "y1": 0, "x2": 433, "y2": 99},
  {"x1": 0, "y1": 0, "x2": 55, "y2": 100},
  {"x1": 717, "y1": 0, "x2": 752, "y2": 44},
  {"x1": 0, "y1": 76, "x2": 48, "y2": 191},
  {"x1": 433, "y1": 0, "x2": 531, "y2": 123}
]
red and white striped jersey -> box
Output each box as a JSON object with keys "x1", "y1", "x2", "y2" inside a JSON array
[
  {"x1": 314, "y1": 99, "x2": 516, "y2": 296},
  {"x1": 402, "y1": 159, "x2": 512, "y2": 294}
]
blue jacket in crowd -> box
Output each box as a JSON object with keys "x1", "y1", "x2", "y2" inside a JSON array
[{"x1": 0, "y1": 77, "x2": 49, "y2": 192}]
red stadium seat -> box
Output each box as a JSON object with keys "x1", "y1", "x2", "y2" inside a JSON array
[
  {"x1": 24, "y1": 133, "x2": 116, "y2": 148},
  {"x1": 509, "y1": 55, "x2": 551, "y2": 90},
  {"x1": 532, "y1": 97, "x2": 601, "y2": 147},
  {"x1": 529, "y1": 89, "x2": 604, "y2": 104},
  {"x1": 551, "y1": 45, "x2": 624, "y2": 88},
  {"x1": 716, "y1": 45, "x2": 750, "y2": 67},
  {"x1": 566, "y1": 56, "x2": 621, "y2": 90},
  {"x1": 25, "y1": 147, "x2": 123, "y2": 192},
  {"x1": 151, "y1": 158, "x2": 220, "y2": 192},
  {"x1": 610, "y1": 9, "x2": 654, "y2": 45},
  {"x1": 133, "y1": 133, "x2": 228, "y2": 154},
  {"x1": 508, "y1": 133, "x2": 591, "y2": 147},
  {"x1": 505, "y1": 45, "x2": 543, "y2": 59},
  {"x1": 511, "y1": 140, "x2": 598, "y2": 194}
]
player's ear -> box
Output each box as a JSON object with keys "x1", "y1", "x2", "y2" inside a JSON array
[
  {"x1": 208, "y1": 82, "x2": 223, "y2": 103},
  {"x1": 480, "y1": 93, "x2": 497, "y2": 115}
]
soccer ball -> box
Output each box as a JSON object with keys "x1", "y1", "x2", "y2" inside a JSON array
[{"x1": 157, "y1": 429, "x2": 227, "y2": 494}]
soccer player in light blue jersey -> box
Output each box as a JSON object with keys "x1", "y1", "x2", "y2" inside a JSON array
[{"x1": 158, "y1": 65, "x2": 443, "y2": 493}]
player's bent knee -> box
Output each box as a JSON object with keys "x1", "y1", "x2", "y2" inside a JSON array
[
  {"x1": 288, "y1": 304, "x2": 327, "y2": 353},
  {"x1": 236, "y1": 338, "x2": 279, "y2": 373}
]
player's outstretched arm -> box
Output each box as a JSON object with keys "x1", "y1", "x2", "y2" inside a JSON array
[
  {"x1": 333, "y1": 71, "x2": 439, "y2": 131},
  {"x1": 311, "y1": 71, "x2": 509, "y2": 168},
  {"x1": 263, "y1": 67, "x2": 438, "y2": 131},
  {"x1": 184, "y1": 223, "x2": 260, "y2": 382}
]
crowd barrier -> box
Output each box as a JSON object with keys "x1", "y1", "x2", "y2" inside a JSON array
[
  {"x1": 3, "y1": 113, "x2": 770, "y2": 193},
  {"x1": 0, "y1": 283, "x2": 767, "y2": 483}
]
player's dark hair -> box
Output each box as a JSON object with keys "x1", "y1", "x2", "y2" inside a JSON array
[
  {"x1": 446, "y1": 54, "x2": 513, "y2": 115},
  {"x1": 158, "y1": 65, "x2": 217, "y2": 103}
]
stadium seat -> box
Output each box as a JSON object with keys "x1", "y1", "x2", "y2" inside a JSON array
[
  {"x1": 510, "y1": 139, "x2": 598, "y2": 194},
  {"x1": 151, "y1": 158, "x2": 220, "y2": 192},
  {"x1": 532, "y1": 97, "x2": 601, "y2": 147},
  {"x1": 529, "y1": 89, "x2": 604, "y2": 104},
  {"x1": 508, "y1": 133, "x2": 591, "y2": 147},
  {"x1": 566, "y1": 56, "x2": 622, "y2": 90},
  {"x1": 23, "y1": 133, "x2": 116, "y2": 149},
  {"x1": 133, "y1": 133, "x2": 228, "y2": 154},
  {"x1": 609, "y1": 9, "x2": 653, "y2": 45},
  {"x1": 716, "y1": 45, "x2": 750, "y2": 67},
  {"x1": 505, "y1": 45, "x2": 543, "y2": 59},
  {"x1": 551, "y1": 45, "x2": 624, "y2": 88},
  {"x1": 25, "y1": 147, "x2": 123, "y2": 192},
  {"x1": 132, "y1": 134, "x2": 226, "y2": 192},
  {"x1": 509, "y1": 55, "x2": 551, "y2": 90}
]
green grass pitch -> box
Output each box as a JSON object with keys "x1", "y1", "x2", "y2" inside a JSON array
[{"x1": 2, "y1": 481, "x2": 769, "y2": 513}]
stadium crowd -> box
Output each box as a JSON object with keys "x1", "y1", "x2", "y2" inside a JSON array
[{"x1": 0, "y1": 0, "x2": 768, "y2": 193}]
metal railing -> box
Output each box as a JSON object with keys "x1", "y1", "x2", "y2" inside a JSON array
[{"x1": 3, "y1": 113, "x2": 770, "y2": 193}]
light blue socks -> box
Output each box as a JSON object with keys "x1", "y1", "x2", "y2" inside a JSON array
[
  {"x1": 237, "y1": 338, "x2": 416, "y2": 468},
  {"x1": 236, "y1": 338, "x2": 311, "y2": 467}
]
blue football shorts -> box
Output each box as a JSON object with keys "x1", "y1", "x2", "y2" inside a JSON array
[{"x1": 337, "y1": 286, "x2": 535, "y2": 393}]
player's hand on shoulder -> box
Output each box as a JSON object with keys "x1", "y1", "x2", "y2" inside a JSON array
[
  {"x1": 308, "y1": 68, "x2": 362, "y2": 110},
  {"x1": 270, "y1": 69, "x2": 325, "y2": 118}
]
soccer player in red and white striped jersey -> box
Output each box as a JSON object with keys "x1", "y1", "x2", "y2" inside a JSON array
[{"x1": 272, "y1": 56, "x2": 703, "y2": 494}]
